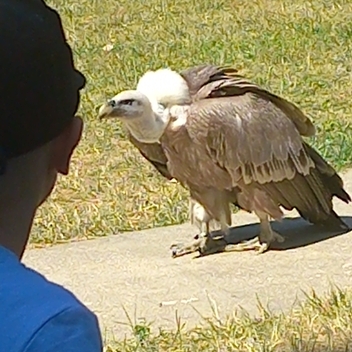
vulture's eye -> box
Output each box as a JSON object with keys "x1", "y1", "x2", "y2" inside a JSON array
[
  {"x1": 120, "y1": 99, "x2": 135, "y2": 106},
  {"x1": 107, "y1": 100, "x2": 117, "y2": 107}
]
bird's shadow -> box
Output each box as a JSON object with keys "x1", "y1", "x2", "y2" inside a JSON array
[{"x1": 208, "y1": 216, "x2": 352, "y2": 251}]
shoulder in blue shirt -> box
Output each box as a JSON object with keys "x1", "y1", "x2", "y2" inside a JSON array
[{"x1": 0, "y1": 246, "x2": 103, "y2": 352}]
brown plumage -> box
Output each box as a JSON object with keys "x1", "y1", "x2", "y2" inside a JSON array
[
  {"x1": 127, "y1": 65, "x2": 242, "y2": 234},
  {"x1": 127, "y1": 64, "x2": 315, "y2": 235},
  {"x1": 127, "y1": 65, "x2": 240, "y2": 181},
  {"x1": 98, "y1": 64, "x2": 351, "y2": 256}
]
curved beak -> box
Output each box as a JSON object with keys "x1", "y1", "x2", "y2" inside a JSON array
[{"x1": 98, "y1": 103, "x2": 113, "y2": 120}]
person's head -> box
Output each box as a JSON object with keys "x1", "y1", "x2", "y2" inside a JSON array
[{"x1": 0, "y1": 0, "x2": 86, "y2": 256}]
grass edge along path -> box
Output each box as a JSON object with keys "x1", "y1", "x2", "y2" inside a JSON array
[{"x1": 105, "y1": 286, "x2": 352, "y2": 352}]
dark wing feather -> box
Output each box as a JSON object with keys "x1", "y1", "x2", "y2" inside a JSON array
[
  {"x1": 170, "y1": 64, "x2": 348, "y2": 228},
  {"x1": 127, "y1": 131, "x2": 173, "y2": 180},
  {"x1": 193, "y1": 70, "x2": 316, "y2": 137},
  {"x1": 178, "y1": 92, "x2": 350, "y2": 228},
  {"x1": 125, "y1": 64, "x2": 239, "y2": 181},
  {"x1": 259, "y1": 156, "x2": 350, "y2": 229},
  {"x1": 186, "y1": 95, "x2": 313, "y2": 185},
  {"x1": 180, "y1": 64, "x2": 239, "y2": 102}
]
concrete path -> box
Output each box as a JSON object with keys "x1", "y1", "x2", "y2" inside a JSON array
[{"x1": 23, "y1": 169, "x2": 352, "y2": 341}]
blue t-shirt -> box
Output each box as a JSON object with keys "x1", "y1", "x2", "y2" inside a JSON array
[{"x1": 0, "y1": 246, "x2": 103, "y2": 351}]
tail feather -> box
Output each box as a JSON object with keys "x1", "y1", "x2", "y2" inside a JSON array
[
  {"x1": 316, "y1": 210, "x2": 350, "y2": 231},
  {"x1": 304, "y1": 142, "x2": 351, "y2": 204},
  {"x1": 258, "y1": 144, "x2": 350, "y2": 229}
]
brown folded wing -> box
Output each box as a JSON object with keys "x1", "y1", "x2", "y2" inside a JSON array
[{"x1": 164, "y1": 87, "x2": 349, "y2": 227}]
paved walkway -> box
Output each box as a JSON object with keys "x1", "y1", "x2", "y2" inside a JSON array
[{"x1": 23, "y1": 169, "x2": 352, "y2": 341}]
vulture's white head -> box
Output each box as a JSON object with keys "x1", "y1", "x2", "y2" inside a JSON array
[
  {"x1": 98, "y1": 68, "x2": 191, "y2": 143},
  {"x1": 98, "y1": 90, "x2": 169, "y2": 143},
  {"x1": 98, "y1": 90, "x2": 154, "y2": 122},
  {"x1": 136, "y1": 68, "x2": 192, "y2": 107}
]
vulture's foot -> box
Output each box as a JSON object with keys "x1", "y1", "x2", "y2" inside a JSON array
[
  {"x1": 198, "y1": 234, "x2": 228, "y2": 256},
  {"x1": 224, "y1": 236, "x2": 263, "y2": 252},
  {"x1": 256, "y1": 213, "x2": 285, "y2": 253},
  {"x1": 193, "y1": 231, "x2": 209, "y2": 240},
  {"x1": 170, "y1": 233, "x2": 227, "y2": 258},
  {"x1": 227, "y1": 211, "x2": 285, "y2": 254},
  {"x1": 224, "y1": 230, "x2": 284, "y2": 254},
  {"x1": 170, "y1": 237, "x2": 204, "y2": 258},
  {"x1": 256, "y1": 230, "x2": 285, "y2": 254}
]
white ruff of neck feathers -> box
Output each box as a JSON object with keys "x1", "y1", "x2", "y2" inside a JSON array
[
  {"x1": 136, "y1": 68, "x2": 191, "y2": 106},
  {"x1": 126, "y1": 68, "x2": 192, "y2": 143},
  {"x1": 124, "y1": 97, "x2": 170, "y2": 144}
]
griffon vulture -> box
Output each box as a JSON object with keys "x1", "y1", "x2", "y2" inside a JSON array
[
  {"x1": 98, "y1": 65, "x2": 351, "y2": 257},
  {"x1": 103, "y1": 65, "x2": 240, "y2": 237}
]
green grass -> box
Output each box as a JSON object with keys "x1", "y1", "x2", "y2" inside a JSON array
[
  {"x1": 106, "y1": 287, "x2": 352, "y2": 352},
  {"x1": 30, "y1": 0, "x2": 352, "y2": 245},
  {"x1": 28, "y1": 0, "x2": 352, "y2": 349}
]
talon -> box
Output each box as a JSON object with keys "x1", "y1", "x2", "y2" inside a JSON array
[
  {"x1": 224, "y1": 236, "x2": 262, "y2": 252},
  {"x1": 193, "y1": 232, "x2": 208, "y2": 240},
  {"x1": 170, "y1": 243, "x2": 186, "y2": 258},
  {"x1": 170, "y1": 232, "x2": 227, "y2": 258},
  {"x1": 223, "y1": 229, "x2": 285, "y2": 254},
  {"x1": 170, "y1": 244, "x2": 180, "y2": 258},
  {"x1": 225, "y1": 212, "x2": 286, "y2": 254},
  {"x1": 198, "y1": 235, "x2": 227, "y2": 256},
  {"x1": 255, "y1": 242, "x2": 269, "y2": 255},
  {"x1": 169, "y1": 238, "x2": 203, "y2": 258}
]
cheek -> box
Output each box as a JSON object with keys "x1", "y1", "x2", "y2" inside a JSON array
[
  {"x1": 37, "y1": 169, "x2": 58, "y2": 207},
  {"x1": 127, "y1": 107, "x2": 143, "y2": 118}
]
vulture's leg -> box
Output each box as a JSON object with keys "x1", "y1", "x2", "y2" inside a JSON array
[
  {"x1": 254, "y1": 212, "x2": 285, "y2": 254},
  {"x1": 204, "y1": 221, "x2": 210, "y2": 236},
  {"x1": 194, "y1": 220, "x2": 210, "y2": 240},
  {"x1": 171, "y1": 203, "x2": 211, "y2": 258},
  {"x1": 219, "y1": 214, "x2": 231, "y2": 237},
  {"x1": 171, "y1": 210, "x2": 230, "y2": 258},
  {"x1": 197, "y1": 209, "x2": 212, "y2": 239},
  {"x1": 224, "y1": 212, "x2": 284, "y2": 254},
  {"x1": 192, "y1": 213, "x2": 230, "y2": 255},
  {"x1": 170, "y1": 237, "x2": 205, "y2": 258},
  {"x1": 189, "y1": 199, "x2": 212, "y2": 239},
  {"x1": 170, "y1": 194, "x2": 231, "y2": 258},
  {"x1": 171, "y1": 222, "x2": 228, "y2": 258}
]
